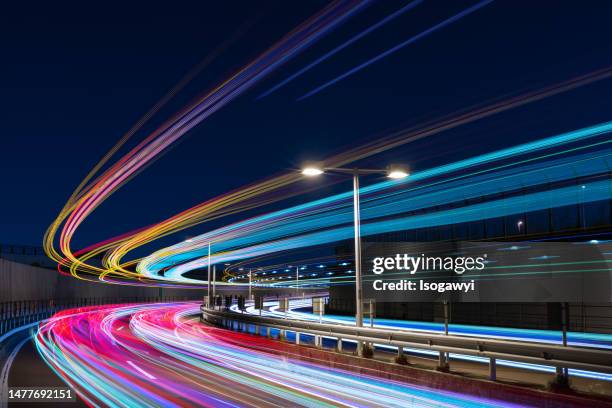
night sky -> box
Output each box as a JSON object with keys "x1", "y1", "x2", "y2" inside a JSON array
[{"x1": 1, "y1": 1, "x2": 611, "y2": 250}]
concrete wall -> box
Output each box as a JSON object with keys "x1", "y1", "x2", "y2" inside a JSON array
[{"x1": 0, "y1": 258, "x2": 301, "y2": 303}]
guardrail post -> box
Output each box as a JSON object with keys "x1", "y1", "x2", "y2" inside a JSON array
[
  {"x1": 553, "y1": 302, "x2": 570, "y2": 389},
  {"x1": 489, "y1": 357, "x2": 496, "y2": 381},
  {"x1": 554, "y1": 366, "x2": 570, "y2": 388},
  {"x1": 280, "y1": 329, "x2": 286, "y2": 341},
  {"x1": 357, "y1": 341, "x2": 364, "y2": 357},
  {"x1": 337, "y1": 338, "x2": 342, "y2": 352},
  {"x1": 437, "y1": 351, "x2": 449, "y2": 371},
  {"x1": 360, "y1": 342, "x2": 373, "y2": 358},
  {"x1": 295, "y1": 332, "x2": 300, "y2": 345},
  {"x1": 395, "y1": 345, "x2": 408, "y2": 365},
  {"x1": 266, "y1": 327, "x2": 271, "y2": 338}
]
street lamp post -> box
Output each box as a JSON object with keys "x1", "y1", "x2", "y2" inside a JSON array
[
  {"x1": 302, "y1": 163, "x2": 408, "y2": 356},
  {"x1": 207, "y1": 242, "x2": 211, "y2": 309},
  {"x1": 352, "y1": 171, "x2": 363, "y2": 332}
]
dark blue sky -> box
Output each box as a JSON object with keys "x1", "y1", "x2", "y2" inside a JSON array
[{"x1": 1, "y1": 1, "x2": 611, "y2": 249}]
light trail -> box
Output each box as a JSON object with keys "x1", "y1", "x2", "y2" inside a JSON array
[
  {"x1": 45, "y1": 64, "x2": 612, "y2": 286},
  {"x1": 159, "y1": 177, "x2": 611, "y2": 284},
  {"x1": 242, "y1": 238, "x2": 612, "y2": 289},
  {"x1": 43, "y1": 0, "x2": 612, "y2": 288},
  {"x1": 257, "y1": 0, "x2": 423, "y2": 99},
  {"x1": 138, "y1": 123, "x2": 612, "y2": 284},
  {"x1": 0, "y1": 321, "x2": 41, "y2": 404},
  {"x1": 34, "y1": 303, "x2": 517, "y2": 407},
  {"x1": 297, "y1": 0, "x2": 495, "y2": 101},
  {"x1": 43, "y1": 0, "x2": 371, "y2": 285}
]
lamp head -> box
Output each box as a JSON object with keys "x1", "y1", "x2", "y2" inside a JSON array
[
  {"x1": 386, "y1": 164, "x2": 409, "y2": 179},
  {"x1": 301, "y1": 161, "x2": 324, "y2": 176}
]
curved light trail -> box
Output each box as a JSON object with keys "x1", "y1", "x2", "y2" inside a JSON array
[
  {"x1": 29, "y1": 5, "x2": 612, "y2": 405},
  {"x1": 297, "y1": 0, "x2": 495, "y2": 101},
  {"x1": 44, "y1": 63, "x2": 612, "y2": 287},
  {"x1": 43, "y1": 26, "x2": 612, "y2": 288},
  {"x1": 35, "y1": 303, "x2": 517, "y2": 407},
  {"x1": 257, "y1": 0, "x2": 424, "y2": 99},
  {"x1": 158, "y1": 177, "x2": 611, "y2": 285},
  {"x1": 0, "y1": 321, "x2": 41, "y2": 402},
  {"x1": 139, "y1": 122, "x2": 612, "y2": 284},
  {"x1": 43, "y1": 0, "x2": 371, "y2": 286}
]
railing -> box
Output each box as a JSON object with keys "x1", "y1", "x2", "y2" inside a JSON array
[
  {"x1": 0, "y1": 297, "x2": 194, "y2": 337},
  {"x1": 201, "y1": 306, "x2": 612, "y2": 380},
  {"x1": 0, "y1": 244, "x2": 55, "y2": 268},
  {"x1": 0, "y1": 244, "x2": 45, "y2": 257}
]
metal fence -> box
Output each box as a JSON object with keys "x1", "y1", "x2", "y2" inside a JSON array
[{"x1": 0, "y1": 296, "x2": 196, "y2": 337}]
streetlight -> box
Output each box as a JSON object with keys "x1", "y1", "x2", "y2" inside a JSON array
[
  {"x1": 207, "y1": 242, "x2": 212, "y2": 308},
  {"x1": 301, "y1": 162, "x2": 409, "y2": 356},
  {"x1": 301, "y1": 167, "x2": 324, "y2": 176}
]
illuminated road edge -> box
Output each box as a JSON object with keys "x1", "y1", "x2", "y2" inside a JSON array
[{"x1": 34, "y1": 302, "x2": 518, "y2": 407}]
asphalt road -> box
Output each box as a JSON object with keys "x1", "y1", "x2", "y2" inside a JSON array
[
  {"x1": 0, "y1": 323, "x2": 85, "y2": 408},
  {"x1": 7, "y1": 341, "x2": 85, "y2": 408}
]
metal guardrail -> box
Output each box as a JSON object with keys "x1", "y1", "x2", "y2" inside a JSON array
[{"x1": 201, "y1": 306, "x2": 612, "y2": 379}]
